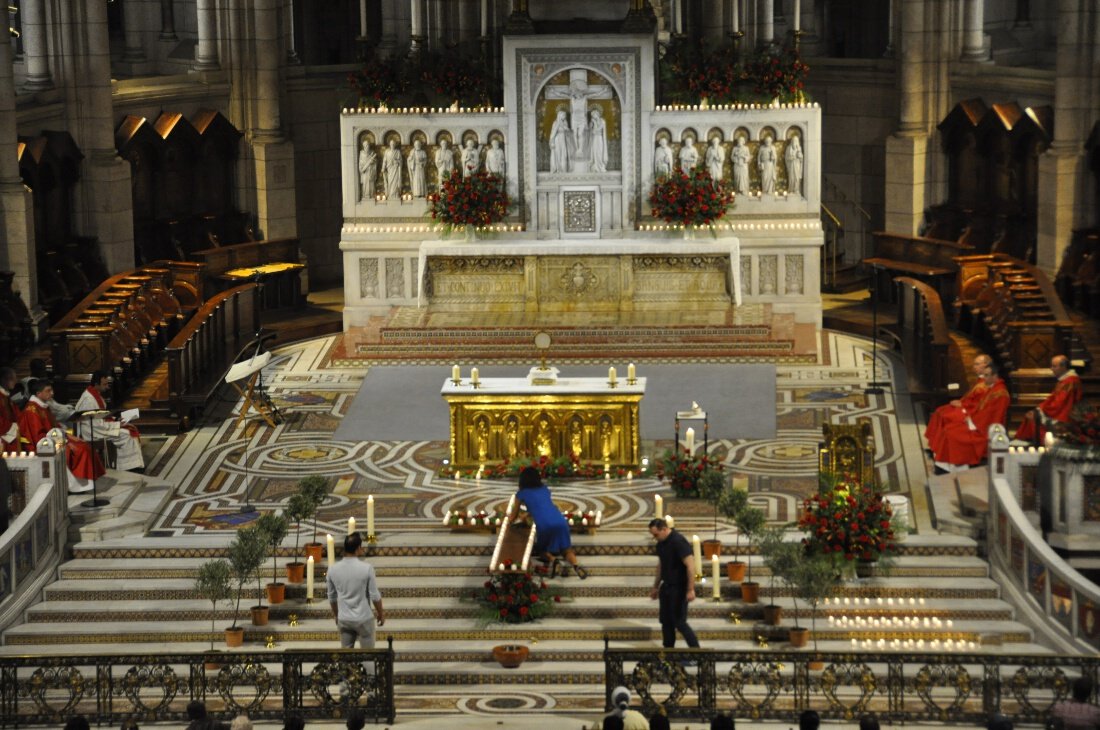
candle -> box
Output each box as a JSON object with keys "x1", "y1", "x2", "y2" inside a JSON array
[
  {"x1": 685, "y1": 427, "x2": 695, "y2": 454},
  {"x1": 654, "y1": 494, "x2": 664, "y2": 519},
  {"x1": 609, "y1": 366, "x2": 617, "y2": 384},
  {"x1": 731, "y1": 0, "x2": 739, "y2": 33},
  {"x1": 595, "y1": 510, "x2": 602, "y2": 526},
  {"x1": 692, "y1": 535, "x2": 702, "y2": 578},
  {"x1": 359, "y1": 0, "x2": 367, "y2": 36},
  {"x1": 665, "y1": 514, "x2": 675, "y2": 528},
  {"x1": 348, "y1": 516, "x2": 356, "y2": 535},
  {"x1": 627, "y1": 362, "x2": 636, "y2": 381},
  {"x1": 471, "y1": 367, "x2": 480, "y2": 385},
  {"x1": 326, "y1": 534, "x2": 335, "y2": 565},
  {"x1": 367, "y1": 495, "x2": 375, "y2": 536},
  {"x1": 793, "y1": 0, "x2": 800, "y2": 31},
  {"x1": 443, "y1": 509, "x2": 451, "y2": 525},
  {"x1": 711, "y1": 554, "x2": 721, "y2": 599},
  {"x1": 306, "y1": 555, "x2": 315, "y2": 600},
  {"x1": 452, "y1": 364, "x2": 460, "y2": 381}
]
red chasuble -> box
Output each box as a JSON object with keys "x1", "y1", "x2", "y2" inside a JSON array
[
  {"x1": 1015, "y1": 373, "x2": 1083, "y2": 441},
  {"x1": 18, "y1": 399, "x2": 105, "y2": 480},
  {"x1": 924, "y1": 381, "x2": 988, "y2": 451},
  {"x1": 927, "y1": 378, "x2": 1010, "y2": 466}
]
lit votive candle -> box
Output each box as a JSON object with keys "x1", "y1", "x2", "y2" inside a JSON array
[
  {"x1": 609, "y1": 366, "x2": 617, "y2": 384},
  {"x1": 452, "y1": 364, "x2": 460, "y2": 381},
  {"x1": 348, "y1": 516, "x2": 356, "y2": 535},
  {"x1": 627, "y1": 362, "x2": 636, "y2": 381}
]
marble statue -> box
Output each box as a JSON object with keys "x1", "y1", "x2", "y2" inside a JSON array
[
  {"x1": 758, "y1": 135, "x2": 777, "y2": 194},
  {"x1": 382, "y1": 138, "x2": 402, "y2": 199},
  {"x1": 461, "y1": 139, "x2": 480, "y2": 178},
  {"x1": 407, "y1": 139, "x2": 428, "y2": 197},
  {"x1": 486, "y1": 139, "x2": 506, "y2": 178},
  {"x1": 358, "y1": 139, "x2": 378, "y2": 201},
  {"x1": 549, "y1": 108, "x2": 573, "y2": 173},
  {"x1": 679, "y1": 135, "x2": 699, "y2": 175},
  {"x1": 545, "y1": 69, "x2": 611, "y2": 155},
  {"x1": 785, "y1": 135, "x2": 804, "y2": 195},
  {"x1": 653, "y1": 137, "x2": 673, "y2": 177},
  {"x1": 705, "y1": 137, "x2": 725, "y2": 184},
  {"x1": 731, "y1": 136, "x2": 750, "y2": 194},
  {"x1": 435, "y1": 138, "x2": 455, "y2": 182},
  {"x1": 588, "y1": 108, "x2": 608, "y2": 173}
]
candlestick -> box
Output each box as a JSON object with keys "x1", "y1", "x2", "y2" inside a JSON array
[
  {"x1": 692, "y1": 535, "x2": 703, "y2": 580},
  {"x1": 451, "y1": 364, "x2": 461, "y2": 384},
  {"x1": 711, "y1": 554, "x2": 721, "y2": 599},
  {"x1": 306, "y1": 555, "x2": 315, "y2": 600},
  {"x1": 731, "y1": 0, "x2": 739, "y2": 33},
  {"x1": 654, "y1": 494, "x2": 664, "y2": 520},
  {"x1": 608, "y1": 366, "x2": 617, "y2": 387},
  {"x1": 627, "y1": 362, "x2": 636, "y2": 384},
  {"x1": 367, "y1": 495, "x2": 375, "y2": 537},
  {"x1": 471, "y1": 367, "x2": 480, "y2": 387},
  {"x1": 326, "y1": 534, "x2": 335, "y2": 565},
  {"x1": 348, "y1": 516, "x2": 356, "y2": 535},
  {"x1": 685, "y1": 427, "x2": 695, "y2": 454},
  {"x1": 793, "y1": 0, "x2": 800, "y2": 32}
]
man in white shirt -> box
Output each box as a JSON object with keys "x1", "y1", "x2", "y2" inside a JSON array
[
  {"x1": 74, "y1": 371, "x2": 144, "y2": 473},
  {"x1": 327, "y1": 532, "x2": 385, "y2": 648}
]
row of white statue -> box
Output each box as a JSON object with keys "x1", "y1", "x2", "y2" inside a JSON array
[
  {"x1": 655, "y1": 134, "x2": 803, "y2": 196},
  {"x1": 358, "y1": 137, "x2": 507, "y2": 201}
]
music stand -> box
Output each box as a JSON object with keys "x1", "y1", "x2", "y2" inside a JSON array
[{"x1": 73, "y1": 409, "x2": 111, "y2": 508}]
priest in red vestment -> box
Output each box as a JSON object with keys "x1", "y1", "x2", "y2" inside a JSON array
[
  {"x1": 74, "y1": 371, "x2": 144, "y2": 472},
  {"x1": 0, "y1": 367, "x2": 22, "y2": 452},
  {"x1": 925, "y1": 354, "x2": 994, "y2": 450},
  {"x1": 19, "y1": 379, "x2": 104, "y2": 494},
  {"x1": 1014, "y1": 355, "x2": 1083, "y2": 443},
  {"x1": 926, "y1": 357, "x2": 1011, "y2": 472}
]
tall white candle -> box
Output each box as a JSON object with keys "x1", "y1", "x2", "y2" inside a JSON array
[
  {"x1": 452, "y1": 364, "x2": 460, "y2": 381},
  {"x1": 793, "y1": 0, "x2": 800, "y2": 31},
  {"x1": 306, "y1": 555, "x2": 315, "y2": 599},
  {"x1": 655, "y1": 494, "x2": 664, "y2": 519},
  {"x1": 665, "y1": 514, "x2": 675, "y2": 528},
  {"x1": 608, "y1": 366, "x2": 617, "y2": 384},
  {"x1": 685, "y1": 427, "x2": 695, "y2": 454},
  {"x1": 359, "y1": 0, "x2": 368, "y2": 37},
  {"x1": 627, "y1": 362, "x2": 636, "y2": 381},
  {"x1": 348, "y1": 516, "x2": 356, "y2": 535},
  {"x1": 712, "y1": 554, "x2": 721, "y2": 599},
  {"x1": 367, "y1": 495, "x2": 375, "y2": 536},
  {"x1": 480, "y1": 0, "x2": 488, "y2": 36},
  {"x1": 326, "y1": 533, "x2": 336, "y2": 565},
  {"x1": 692, "y1": 535, "x2": 703, "y2": 578}
]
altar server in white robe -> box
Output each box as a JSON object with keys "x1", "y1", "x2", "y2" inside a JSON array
[{"x1": 74, "y1": 371, "x2": 144, "y2": 472}]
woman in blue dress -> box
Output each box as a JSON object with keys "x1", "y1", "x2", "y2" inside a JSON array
[{"x1": 515, "y1": 466, "x2": 588, "y2": 578}]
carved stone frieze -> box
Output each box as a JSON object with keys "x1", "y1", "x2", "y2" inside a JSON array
[
  {"x1": 633, "y1": 255, "x2": 726, "y2": 271},
  {"x1": 385, "y1": 258, "x2": 404, "y2": 299},
  {"x1": 359, "y1": 259, "x2": 379, "y2": 299},
  {"x1": 784, "y1": 254, "x2": 804, "y2": 295},
  {"x1": 740, "y1": 255, "x2": 752, "y2": 296},
  {"x1": 426, "y1": 257, "x2": 524, "y2": 274},
  {"x1": 539, "y1": 256, "x2": 619, "y2": 303},
  {"x1": 759, "y1": 255, "x2": 777, "y2": 295}
]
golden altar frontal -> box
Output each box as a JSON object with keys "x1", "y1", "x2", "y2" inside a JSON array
[{"x1": 441, "y1": 377, "x2": 645, "y2": 469}]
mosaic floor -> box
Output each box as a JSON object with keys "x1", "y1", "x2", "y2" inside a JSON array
[{"x1": 144, "y1": 330, "x2": 934, "y2": 537}]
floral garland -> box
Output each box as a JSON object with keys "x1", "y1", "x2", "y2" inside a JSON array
[
  {"x1": 427, "y1": 171, "x2": 510, "y2": 232},
  {"x1": 659, "y1": 38, "x2": 810, "y2": 105},
  {"x1": 474, "y1": 560, "x2": 563, "y2": 625},
  {"x1": 474, "y1": 452, "x2": 630, "y2": 481},
  {"x1": 442, "y1": 508, "x2": 505, "y2": 529},
  {"x1": 562, "y1": 509, "x2": 602, "y2": 528},
  {"x1": 649, "y1": 168, "x2": 732, "y2": 228},
  {"x1": 798, "y1": 473, "x2": 896, "y2": 563},
  {"x1": 656, "y1": 450, "x2": 724, "y2": 498}
]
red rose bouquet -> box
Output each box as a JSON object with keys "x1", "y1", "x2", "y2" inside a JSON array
[
  {"x1": 475, "y1": 560, "x2": 563, "y2": 625},
  {"x1": 798, "y1": 472, "x2": 896, "y2": 564},
  {"x1": 649, "y1": 168, "x2": 732, "y2": 228},
  {"x1": 656, "y1": 449, "x2": 724, "y2": 498},
  {"x1": 427, "y1": 170, "x2": 510, "y2": 234},
  {"x1": 747, "y1": 46, "x2": 809, "y2": 102}
]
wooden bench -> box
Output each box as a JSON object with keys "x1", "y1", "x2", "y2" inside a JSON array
[
  {"x1": 864, "y1": 232, "x2": 975, "y2": 305},
  {"x1": 190, "y1": 238, "x2": 304, "y2": 311}
]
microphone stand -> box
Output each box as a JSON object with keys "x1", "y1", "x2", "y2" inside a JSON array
[
  {"x1": 865, "y1": 263, "x2": 889, "y2": 395},
  {"x1": 75, "y1": 409, "x2": 112, "y2": 508}
]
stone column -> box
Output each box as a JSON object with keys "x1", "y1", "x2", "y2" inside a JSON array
[
  {"x1": 122, "y1": 0, "x2": 148, "y2": 63},
  {"x1": 0, "y1": 21, "x2": 39, "y2": 315},
  {"x1": 961, "y1": 0, "x2": 987, "y2": 61},
  {"x1": 194, "y1": 0, "x2": 220, "y2": 70},
  {"x1": 758, "y1": 0, "x2": 774, "y2": 47},
  {"x1": 160, "y1": 0, "x2": 177, "y2": 39},
  {"x1": 884, "y1": 0, "x2": 931, "y2": 235},
  {"x1": 21, "y1": 0, "x2": 52, "y2": 90}
]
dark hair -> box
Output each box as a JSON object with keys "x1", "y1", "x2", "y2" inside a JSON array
[
  {"x1": 859, "y1": 715, "x2": 880, "y2": 730},
  {"x1": 344, "y1": 532, "x2": 363, "y2": 555},
  {"x1": 90, "y1": 370, "x2": 108, "y2": 385},
  {"x1": 518, "y1": 466, "x2": 542, "y2": 490},
  {"x1": 186, "y1": 701, "x2": 208, "y2": 721},
  {"x1": 710, "y1": 714, "x2": 735, "y2": 730},
  {"x1": 346, "y1": 709, "x2": 367, "y2": 730},
  {"x1": 649, "y1": 714, "x2": 671, "y2": 730},
  {"x1": 987, "y1": 714, "x2": 1013, "y2": 730},
  {"x1": 799, "y1": 709, "x2": 820, "y2": 730},
  {"x1": 648, "y1": 518, "x2": 668, "y2": 530},
  {"x1": 1073, "y1": 676, "x2": 1095, "y2": 702},
  {"x1": 602, "y1": 716, "x2": 624, "y2": 730},
  {"x1": 64, "y1": 717, "x2": 91, "y2": 730},
  {"x1": 28, "y1": 378, "x2": 51, "y2": 397},
  {"x1": 283, "y1": 715, "x2": 305, "y2": 730}
]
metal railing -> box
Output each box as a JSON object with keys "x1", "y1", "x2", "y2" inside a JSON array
[
  {"x1": 604, "y1": 642, "x2": 1099, "y2": 723},
  {"x1": 0, "y1": 645, "x2": 395, "y2": 727},
  {"x1": 821, "y1": 203, "x2": 843, "y2": 288}
]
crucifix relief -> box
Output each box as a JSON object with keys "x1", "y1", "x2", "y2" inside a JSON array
[{"x1": 545, "y1": 68, "x2": 614, "y2": 174}]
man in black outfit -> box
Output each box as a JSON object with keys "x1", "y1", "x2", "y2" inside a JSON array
[{"x1": 648, "y1": 517, "x2": 699, "y2": 648}]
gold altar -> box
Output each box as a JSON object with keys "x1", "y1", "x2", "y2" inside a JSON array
[{"x1": 441, "y1": 377, "x2": 644, "y2": 469}]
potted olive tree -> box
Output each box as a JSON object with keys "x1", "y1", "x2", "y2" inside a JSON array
[
  {"x1": 718, "y1": 486, "x2": 749, "y2": 582},
  {"x1": 256, "y1": 512, "x2": 290, "y2": 604},
  {"x1": 786, "y1": 550, "x2": 842, "y2": 658},
  {"x1": 759, "y1": 527, "x2": 801, "y2": 627},
  {"x1": 697, "y1": 468, "x2": 727, "y2": 558},
  {"x1": 228, "y1": 526, "x2": 267, "y2": 627},
  {"x1": 284, "y1": 493, "x2": 312, "y2": 584},
  {"x1": 298, "y1": 476, "x2": 329, "y2": 563},
  {"x1": 734, "y1": 503, "x2": 766, "y2": 603},
  {"x1": 195, "y1": 559, "x2": 233, "y2": 649}
]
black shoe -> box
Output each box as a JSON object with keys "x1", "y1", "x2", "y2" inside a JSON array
[
  {"x1": 575, "y1": 565, "x2": 589, "y2": 580},
  {"x1": 933, "y1": 465, "x2": 948, "y2": 475},
  {"x1": 550, "y1": 559, "x2": 562, "y2": 578},
  {"x1": 558, "y1": 562, "x2": 572, "y2": 578}
]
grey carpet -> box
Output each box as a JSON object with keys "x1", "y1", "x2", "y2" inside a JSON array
[{"x1": 333, "y1": 364, "x2": 777, "y2": 443}]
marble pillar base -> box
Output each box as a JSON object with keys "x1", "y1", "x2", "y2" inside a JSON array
[
  {"x1": 81, "y1": 153, "x2": 136, "y2": 274},
  {"x1": 251, "y1": 138, "x2": 298, "y2": 241},
  {"x1": 884, "y1": 132, "x2": 930, "y2": 237}
]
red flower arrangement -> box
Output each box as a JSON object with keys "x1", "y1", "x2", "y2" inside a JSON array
[
  {"x1": 419, "y1": 51, "x2": 491, "y2": 107},
  {"x1": 656, "y1": 449, "x2": 724, "y2": 498},
  {"x1": 474, "y1": 560, "x2": 563, "y2": 625},
  {"x1": 347, "y1": 56, "x2": 408, "y2": 108},
  {"x1": 746, "y1": 46, "x2": 809, "y2": 102},
  {"x1": 1052, "y1": 403, "x2": 1100, "y2": 447},
  {"x1": 798, "y1": 473, "x2": 896, "y2": 564},
  {"x1": 427, "y1": 171, "x2": 510, "y2": 233},
  {"x1": 649, "y1": 168, "x2": 732, "y2": 228}
]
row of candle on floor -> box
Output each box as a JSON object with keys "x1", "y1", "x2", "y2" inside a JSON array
[
  {"x1": 826, "y1": 596, "x2": 926, "y2": 606},
  {"x1": 830, "y1": 615, "x2": 953, "y2": 629},
  {"x1": 441, "y1": 508, "x2": 603, "y2": 527},
  {"x1": 851, "y1": 638, "x2": 978, "y2": 651}
]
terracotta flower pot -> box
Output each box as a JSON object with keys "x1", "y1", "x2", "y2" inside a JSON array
[
  {"x1": 726, "y1": 561, "x2": 747, "y2": 582},
  {"x1": 740, "y1": 581, "x2": 760, "y2": 604},
  {"x1": 702, "y1": 539, "x2": 722, "y2": 559},
  {"x1": 808, "y1": 657, "x2": 826, "y2": 671},
  {"x1": 304, "y1": 543, "x2": 325, "y2": 563},
  {"x1": 250, "y1": 605, "x2": 269, "y2": 626},
  {"x1": 788, "y1": 627, "x2": 810, "y2": 648},
  {"x1": 224, "y1": 627, "x2": 245, "y2": 648},
  {"x1": 266, "y1": 583, "x2": 286, "y2": 604},
  {"x1": 286, "y1": 562, "x2": 306, "y2": 584},
  {"x1": 763, "y1": 604, "x2": 783, "y2": 626},
  {"x1": 492, "y1": 644, "x2": 529, "y2": 669}
]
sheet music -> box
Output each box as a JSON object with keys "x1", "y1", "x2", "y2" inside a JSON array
[{"x1": 120, "y1": 408, "x2": 140, "y2": 424}]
